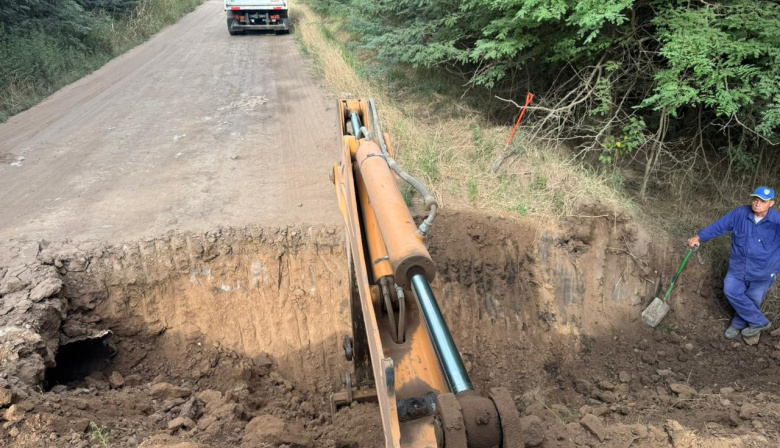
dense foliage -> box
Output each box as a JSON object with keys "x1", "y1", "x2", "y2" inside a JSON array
[
  {"x1": 0, "y1": 0, "x2": 201, "y2": 121},
  {"x1": 309, "y1": 0, "x2": 780, "y2": 196}
]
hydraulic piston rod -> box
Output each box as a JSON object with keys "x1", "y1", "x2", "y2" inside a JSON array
[
  {"x1": 410, "y1": 273, "x2": 473, "y2": 394},
  {"x1": 350, "y1": 112, "x2": 363, "y2": 139}
]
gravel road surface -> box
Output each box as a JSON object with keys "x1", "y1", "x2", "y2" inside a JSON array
[{"x1": 0, "y1": 0, "x2": 340, "y2": 242}]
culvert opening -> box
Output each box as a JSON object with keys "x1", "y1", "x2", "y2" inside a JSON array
[{"x1": 44, "y1": 331, "x2": 116, "y2": 390}]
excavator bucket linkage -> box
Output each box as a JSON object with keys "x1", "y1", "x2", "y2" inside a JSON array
[{"x1": 330, "y1": 99, "x2": 523, "y2": 448}]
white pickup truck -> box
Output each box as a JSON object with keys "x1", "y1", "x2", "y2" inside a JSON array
[{"x1": 224, "y1": 0, "x2": 289, "y2": 35}]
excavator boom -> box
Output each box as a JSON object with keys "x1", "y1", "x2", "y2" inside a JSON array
[{"x1": 331, "y1": 99, "x2": 522, "y2": 448}]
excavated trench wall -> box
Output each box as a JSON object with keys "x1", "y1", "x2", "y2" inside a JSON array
[
  {"x1": 0, "y1": 210, "x2": 667, "y2": 396},
  {"x1": 49, "y1": 227, "x2": 352, "y2": 393}
]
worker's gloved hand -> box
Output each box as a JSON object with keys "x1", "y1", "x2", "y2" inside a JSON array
[{"x1": 687, "y1": 236, "x2": 701, "y2": 248}]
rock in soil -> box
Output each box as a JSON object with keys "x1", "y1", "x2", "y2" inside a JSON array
[
  {"x1": 573, "y1": 379, "x2": 593, "y2": 395},
  {"x1": 665, "y1": 419, "x2": 698, "y2": 447},
  {"x1": 740, "y1": 403, "x2": 759, "y2": 420},
  {"x1": 167, "y1": 416, "x2": 196, "y2": 431},
  {"x1": 4, "y1": 404, "x2": 26, "y2": 422},
  {"x1": 519, "y1": 415, "x2": 544, "y2": 447},
  {"x1": 579, "y1": 414, "x2": 606, "y2": 442},
  {"x1": 150, "y1": 383, "x2": 192, "y2": 399},
  {"x1": 109, "y1": 371, "x2": 125, "y2": 389},
  {"x1": 242, "y1": 414, "x2": 313, "y2": 447},
  {"x1": 0, "y1": 388, "x2": 12, "y2": 407},
  {"x1": 669, "y1": 383, "x2": 698, "y2": 397}
]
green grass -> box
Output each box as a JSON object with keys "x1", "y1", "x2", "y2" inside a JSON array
[
  {"x1": 316, "y1": 23, "x2": 363, "y2": 72},
  {"x1": 401, "y1": 184, "x2": 415, "y2": 206},
  {"x1": 532, "y1": 173, "x2": 547, "y2": 191},
  {"x1": 511, "y1": 202, "x2": 529, "y2": 216},
  {"x1": 0, "y1": 0, "x2": 205, "y2": 121},
  {"x1": 468, "y1": 177, "x2": 479, "y2": 202}
]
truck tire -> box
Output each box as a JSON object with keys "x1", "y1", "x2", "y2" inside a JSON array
[{"x1": 227, "y1": 18, "x2": 243, "y2": 35}]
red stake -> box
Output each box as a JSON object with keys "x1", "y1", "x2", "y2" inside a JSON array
[{"x1": 505, "y1": 92, "x2": 534, "y2": 149}]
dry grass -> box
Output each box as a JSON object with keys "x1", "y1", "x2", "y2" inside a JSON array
[
  {"x1": 111, "y1": 0, "x2": 205, "y2": 52},
  {"x1": 292, "y1": 3, "x2": 634, "y2": 220}
]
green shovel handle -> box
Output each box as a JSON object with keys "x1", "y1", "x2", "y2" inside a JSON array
[{"x1": 661, "y1": 247, "x2": 696, "y2": 303}]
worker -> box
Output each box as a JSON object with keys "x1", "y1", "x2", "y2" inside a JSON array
[{"x1": 687, "y1": 187, "x2": 780, "y2": 339}]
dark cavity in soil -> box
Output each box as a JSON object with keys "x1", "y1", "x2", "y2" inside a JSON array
[{"x1": 44, "y1": 331, "x2": 117, "y2": 390}]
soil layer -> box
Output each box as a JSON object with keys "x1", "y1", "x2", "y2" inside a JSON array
[{"x1": 0, "y1": 210, "x2": 778, "y2": 447}]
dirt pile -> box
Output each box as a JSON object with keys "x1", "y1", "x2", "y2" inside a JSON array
[
  {"x1": 0, "y1": 211, "x2": 778, "y2": 447},
  {"x1": 2, "y1": 334, "x2": 380, "y2": 448},
  {"x1": 512, "y1": 327, "x2": 780, "y2": 447}
]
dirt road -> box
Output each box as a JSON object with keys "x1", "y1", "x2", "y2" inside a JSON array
[{"x1": 0, "y1": 0, "x2": 340, "y2": 243}]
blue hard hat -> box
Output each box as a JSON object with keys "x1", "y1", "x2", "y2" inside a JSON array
[{"x1": 751, "y1": 187, "x2": 776, "y2": 201}]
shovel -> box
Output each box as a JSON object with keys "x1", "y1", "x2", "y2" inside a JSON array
[{"x1": 641, "y1": 246, "x2": 696, "y2": 327}]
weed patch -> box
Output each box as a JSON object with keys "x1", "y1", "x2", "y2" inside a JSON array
[{"x1": 90, "y1": 422, "x2": 111, "y2": 447}]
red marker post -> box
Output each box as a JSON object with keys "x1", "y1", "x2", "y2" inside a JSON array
[
  {"x1": 492, "y1": 92, "x2": 534, "y2": 173},
  {"x1": 506, "y1": 92, "x2": 534, "y2": 149}
]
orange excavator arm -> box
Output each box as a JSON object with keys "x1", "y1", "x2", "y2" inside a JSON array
[{"x1": 331, "y1": 99, "x2": 523, "y2": 448}]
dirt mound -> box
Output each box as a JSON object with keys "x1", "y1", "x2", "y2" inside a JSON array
[{"x1": 0, "y1": 211, "x2": 778, "y2": 447}]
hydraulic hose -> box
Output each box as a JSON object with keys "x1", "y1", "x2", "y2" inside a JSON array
[
  {"x1": 395, "y1": 283, "x2": 406, "y2": 343},
  {"x1": 367, "y1": 98, "x2": 438, "y2": 237}
]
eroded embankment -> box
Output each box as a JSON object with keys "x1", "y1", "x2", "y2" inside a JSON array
[{"x1": 1, "y1": 211, "x2": 779, "y2": 447}]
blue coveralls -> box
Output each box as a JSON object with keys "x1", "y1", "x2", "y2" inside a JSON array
[{"x1": 699, "y1": 206, "x2": 780, "y2": 329}]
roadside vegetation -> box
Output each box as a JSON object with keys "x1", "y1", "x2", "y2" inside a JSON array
[
  {"x1": 293, "y1": 3, "x2": 632, "y2": 220},
  {"x1": 303, "y1": 0, "x2": 779, "y2": 208},
  {"x1": 0, "y1": 0, "x2": 204, "y2": 121},
  {"x1": 294, "y1": 0, "x2": 779, "y2": 228},
  {"x1": 292, "y1": 1, "x2": 780, "y2": 320}
]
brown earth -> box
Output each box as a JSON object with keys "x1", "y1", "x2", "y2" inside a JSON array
[
  {"x1": 1, "y1": 1, "x2": 779, "y2": 448},
  {"x1": 1, "y1": 210, "x2": 779, "y2": 447}
]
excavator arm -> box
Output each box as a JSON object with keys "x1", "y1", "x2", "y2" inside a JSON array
[{"x1": 331, "y1": 99, "x2": 522, "y2": 448}]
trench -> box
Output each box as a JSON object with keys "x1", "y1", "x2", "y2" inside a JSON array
[
  {"x1": 5, "y1": 211, "x2": 780, "y2": 446},
  {"x1": 45, "y1": 211, "x2": 658, "y2": 397}
]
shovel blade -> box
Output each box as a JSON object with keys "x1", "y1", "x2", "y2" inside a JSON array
[{"x1": 641, "y1": 297, "x2": 670, "y2": 327}]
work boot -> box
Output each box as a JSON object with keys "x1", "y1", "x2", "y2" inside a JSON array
[
  {"x1": 724, "y1": 325, "x2": 741, "y2": 340},
  {"x1": 741, "y1": 322, "x2": 772, "y2": 338}
]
